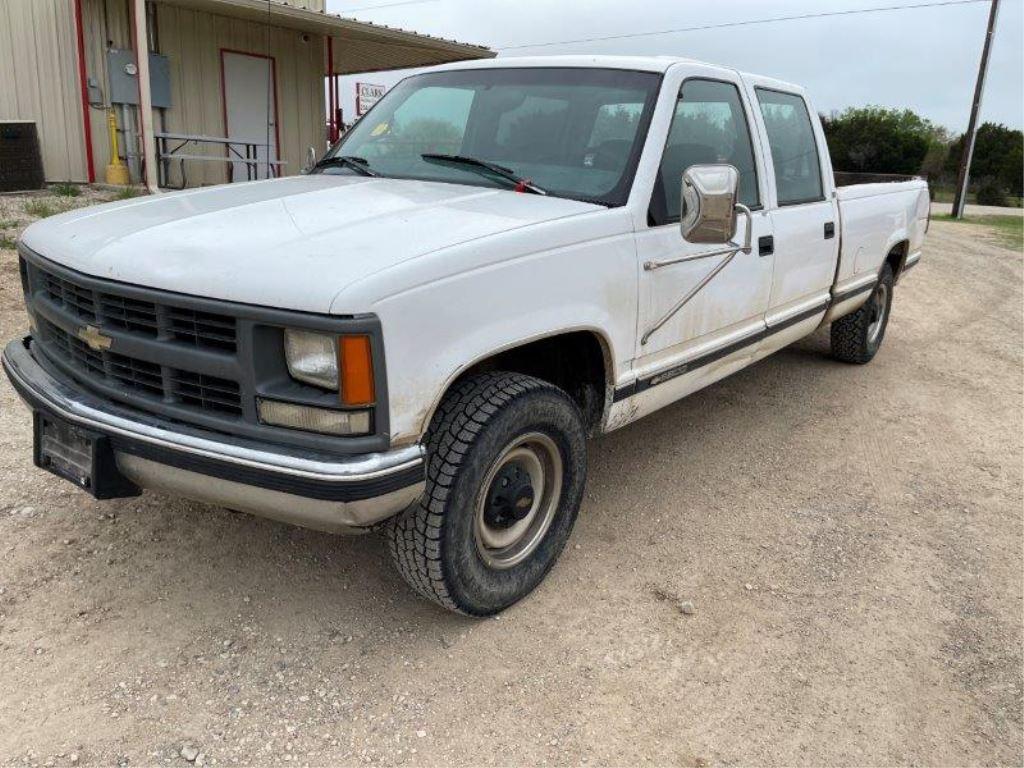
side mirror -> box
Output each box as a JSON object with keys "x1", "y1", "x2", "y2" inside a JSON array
[
  {"x1": 302, "y1": 146, "x2": 318, "y2": 174},
  {"x1": 680, "y1": 164, "x2": 740, "y2": 244}
]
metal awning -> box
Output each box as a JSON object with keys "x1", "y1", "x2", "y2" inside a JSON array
[{"x1": 153, "y1": 0, "x2": 494, "y2": 73}]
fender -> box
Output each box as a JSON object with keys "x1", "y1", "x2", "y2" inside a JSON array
[{"x1": 414, "y1": 325, "x2": 619, "y2": 441}]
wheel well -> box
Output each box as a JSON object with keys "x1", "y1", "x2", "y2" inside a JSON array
[
  {"x1": 886, "y1": 241, "x2": 909, "y2": 281},
  {"x1": 457, "y1": 332, "x2": 610, "y2": 432}
]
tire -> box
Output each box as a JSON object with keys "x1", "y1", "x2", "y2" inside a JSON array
[
  {"x1": 831, "y1": 264, "x2": 894, "y2": 364},
  {"x1": 385, "y1": 372, "x2": 587, "y2": 616}
]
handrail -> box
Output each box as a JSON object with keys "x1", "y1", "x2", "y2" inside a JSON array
[
  {"x1": 155, "y1": 132, "x2": 287, "y2": 189},
  {"x1": 641, "y1": 204, "x2": 753, "y2": 346}
]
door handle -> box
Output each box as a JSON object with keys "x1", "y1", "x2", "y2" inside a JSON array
[
  {"x1": 758, "y1": 235, "x2": 774, "y2": 257},
  {"x1": 824, "y1": 221, "x2": 836, "y2": 239}
]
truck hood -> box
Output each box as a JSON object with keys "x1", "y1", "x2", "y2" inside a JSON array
[{"x1": 21, "y1": 175, "x2": 601, "y2": 314}]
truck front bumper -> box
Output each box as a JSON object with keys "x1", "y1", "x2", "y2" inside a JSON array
[{"x1": 2, "y1": 337, "x2": 425, "y2": 534}]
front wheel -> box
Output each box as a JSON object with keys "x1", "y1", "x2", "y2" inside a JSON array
[
  {"x1": 386, "y1": 372, "x2": 587, "y2": 615},
  {"x1": 831, "y1": 264, "x2": 894, "y2": 364}
]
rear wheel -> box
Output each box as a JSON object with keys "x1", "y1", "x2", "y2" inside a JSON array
[
  {"x1": 831, "y1": 264, "x2": 894, "y2": 364},
  {"x1": 386, "y1": 372, "x2": 587, "y2": 615}
]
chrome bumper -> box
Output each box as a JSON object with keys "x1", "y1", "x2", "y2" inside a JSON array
[{"x1": 2, "y1": 337, "x2": 425, "y2": 533}]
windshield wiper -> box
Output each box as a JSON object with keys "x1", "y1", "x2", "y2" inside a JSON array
[
  {"x1": 315, "y1": 155, "x2": 379, "y2": 177},
  {"x1": 421, "y1": 154, "x2": 547, "y2": 195}
]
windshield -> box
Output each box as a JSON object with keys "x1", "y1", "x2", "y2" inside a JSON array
[{"x1": 319, "y1": 67, "x2": 662, "y2": 207}]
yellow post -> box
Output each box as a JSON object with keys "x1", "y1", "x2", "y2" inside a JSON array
[{"x1": 105, "y1": 109, "x2": 130, "y2": 186}]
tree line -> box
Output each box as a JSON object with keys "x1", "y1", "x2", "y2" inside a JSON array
[{"x1": 821, "y1": 106, "x2": 1023, "y2": 206}]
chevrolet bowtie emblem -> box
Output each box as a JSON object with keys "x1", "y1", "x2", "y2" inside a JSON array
[{"x1": 78, "y1": 325, "x2": 113, "y2": 352}]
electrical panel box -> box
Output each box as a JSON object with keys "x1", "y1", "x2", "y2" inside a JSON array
[{"x1": 107, "y1": 49, "x2": 172, "y2": 108}]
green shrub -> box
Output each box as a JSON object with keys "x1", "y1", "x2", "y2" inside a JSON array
[
  {"x1": 976, "y1": 180, "x2": 1008, "y2": 207},
  {"x1": 25, "y1": 200, "x2": 59, "y2": 218},
  {"x1": 0, "y1": 235, "x2": 17, "y2": 250},
  {"x1": 51, "y1": 183, "x2": 81, "y2": 197},
  {"x1": 821, "y1": 106, "x2": 941, "y2": 176}
]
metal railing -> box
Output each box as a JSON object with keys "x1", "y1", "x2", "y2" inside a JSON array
[{"x1": 155, "y1": 132, "x2": 286, "y2": 189}]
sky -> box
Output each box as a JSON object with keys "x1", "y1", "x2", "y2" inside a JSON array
[{"x1": 325, "y1": 0, "x2": 1024, "y2": 134}]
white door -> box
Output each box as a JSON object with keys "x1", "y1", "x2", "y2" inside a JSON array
[
  {"x1": 631, "y1": 76, "x2": 774, "y2": 416},
  {"x1": 222, "y1": 52, "x2": 278, "y2": 182},
  {"x1": 749, "y1": 86, "x2": 839, "y2": 328}
]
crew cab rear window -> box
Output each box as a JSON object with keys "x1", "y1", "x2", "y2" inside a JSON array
[
  {"x1": 755, "y1": 88, "x2": 825, "y2": 206},
  {"x1": 651, "y1": 78, "x2": 760, "y2": 225}
]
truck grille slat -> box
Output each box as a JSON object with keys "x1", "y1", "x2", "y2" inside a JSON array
[
  {"x1": 167, "y1": 308, "x2": 238, "y2": 351},
  {"x1": 44, "y1": 273, "x2": 97, "y2": 319},
  {"x1": 171, "y1": 372, "x2": 243, "y2": 413},
  {"x1": 99, "y1": 295, "x2": 160, "y2": 334}
]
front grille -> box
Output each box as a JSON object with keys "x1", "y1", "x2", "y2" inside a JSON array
[
  {"x1": 38, "y1": 318, "x2": 243, "y2": 416},
  {"x1": 40, "y1": 266, "x2": 237, "y2": 353},
  {"x1": 38, "y1": 318, "x2": 243, "y2": 415}
]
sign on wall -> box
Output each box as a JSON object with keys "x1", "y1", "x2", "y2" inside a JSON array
[{"x1": 356, "y1": 83, "x2": 386, "y2": 116}]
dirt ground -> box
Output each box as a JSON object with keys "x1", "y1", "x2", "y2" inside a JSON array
[{"x1": 0, "y1": 189, "x2": 1021, "y2": 767}]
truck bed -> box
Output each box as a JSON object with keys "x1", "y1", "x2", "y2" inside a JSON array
[{"x1": 834, "y1": 178, "x2": 930, "y2": 287}]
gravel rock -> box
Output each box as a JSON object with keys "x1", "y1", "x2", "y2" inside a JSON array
[{"x1": 180, "y1": 745, "x2": 199, "y2": 762}]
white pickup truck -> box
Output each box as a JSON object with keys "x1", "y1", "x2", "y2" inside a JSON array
[{"x1": 4, "y1": 56, "x2": 928, "y2": 614}]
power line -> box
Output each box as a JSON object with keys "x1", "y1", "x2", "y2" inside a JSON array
[
  {"x1": 333, "y1": 0, "x2": 439, "y2": 13},
  {"x1": 495, "y1": 0, "x2": 991, "y2": 50}
]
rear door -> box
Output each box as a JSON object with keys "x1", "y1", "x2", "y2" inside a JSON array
[{"x1": 747, "y1": 83, "x2": 839, "y2": 334}]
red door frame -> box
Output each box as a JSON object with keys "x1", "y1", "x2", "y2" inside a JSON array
[
  {"x1": 73, "y1": 0, "x2": 96, "y2": 182},
  {"x1": 326, "y1": 36, "x2": 337, "y2": 143},
  {"x1": 219, "y1": 48, "x2": 281, "y2": 180}
]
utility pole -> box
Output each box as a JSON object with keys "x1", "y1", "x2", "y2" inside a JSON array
[{"x1": 951, "y1": 0, "x2": 1000, "y2": 219}]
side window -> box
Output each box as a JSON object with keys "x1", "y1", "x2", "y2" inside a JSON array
[
  {"x1": 755, "y1": 89, "x2": 824, "y2": 205},
  {"x1": 652, "y1": 79, "x2": 760, "y2": 225}
]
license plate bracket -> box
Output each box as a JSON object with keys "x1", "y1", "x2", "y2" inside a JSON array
[{"x1": 33, "y1": 412, "x2": 141, "y2": 499}]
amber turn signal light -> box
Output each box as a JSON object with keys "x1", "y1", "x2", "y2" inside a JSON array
[{"x1": 339, "y1": 335, "x2": 375, "y2": 406}]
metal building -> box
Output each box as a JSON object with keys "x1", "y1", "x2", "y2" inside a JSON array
[{"x1": 0, "y1": 0, "x2": 493, "y2": 188}]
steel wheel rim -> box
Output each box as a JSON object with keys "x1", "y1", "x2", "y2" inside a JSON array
[
  {"x1": 474, "y1": 432, "x2": 563, "y2": 570},
  {"x1": 867, "y1": 282, "x2": 889, "y2": 345}
]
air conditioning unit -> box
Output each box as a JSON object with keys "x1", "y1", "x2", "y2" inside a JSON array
[{"x1": 0, "y1": 121, "x2": 45, "y2": 192}]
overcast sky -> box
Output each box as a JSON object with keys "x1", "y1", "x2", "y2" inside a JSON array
[{"x1": 325, "y1": 0, "x2": 1023, "y2": 133}]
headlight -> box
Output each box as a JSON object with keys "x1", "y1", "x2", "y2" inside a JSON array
[
  {"x1": 284, "y1": 329, "x2": 338, "y2": 390},
  {"x1": 283, "y1": 329, "x2": 376, "y2": 407}
]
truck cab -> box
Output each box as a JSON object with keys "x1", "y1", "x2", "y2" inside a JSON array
[{"x1": 4, "y1": 56, "x2": 928, "y2": 614}]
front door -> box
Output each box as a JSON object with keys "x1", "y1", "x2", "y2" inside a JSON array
[
  {"x1": 633, "y1": 76, "x2": 773, "y2": 412},
  {"x1": 222, "y1": 51, "x2": 278, "y2": 182}
]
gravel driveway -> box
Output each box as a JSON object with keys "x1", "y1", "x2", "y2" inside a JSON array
[{"x1": 0, "y1": 193, "x2": 1021, "y2": 766}]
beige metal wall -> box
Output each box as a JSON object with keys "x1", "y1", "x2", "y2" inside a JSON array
[
  {"x1": 0, "y1": 0, "x2": 89, "y2": 182},
  {"x1": 80, "y1": 0, "x2": 133, "y2": 179},
  {"x1": 154, "y1": 3, "x2": 327, "y2": 186}
]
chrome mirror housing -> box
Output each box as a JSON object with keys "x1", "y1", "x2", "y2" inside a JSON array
[{"x1": 680, "y1": 164, "x2": 740, "y2": 244}]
